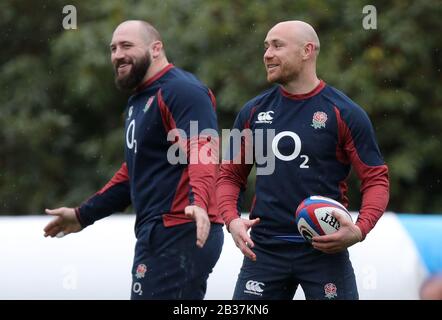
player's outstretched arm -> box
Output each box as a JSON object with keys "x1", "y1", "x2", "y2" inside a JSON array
[
  {"x1": 43, "y1": 207, "x2": 82, "y2": 238},
  {"x1": 228, "y1": 217, "x2": 260, "y2": 261}
]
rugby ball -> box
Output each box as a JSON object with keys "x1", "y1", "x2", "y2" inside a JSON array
[{"x1": 295, "y1": 196, "x2": 352, "y2": 242}]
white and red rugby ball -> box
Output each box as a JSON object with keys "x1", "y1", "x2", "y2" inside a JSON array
[{"x1": 295, "y1": 196, "x2": 352, "y2": 242}]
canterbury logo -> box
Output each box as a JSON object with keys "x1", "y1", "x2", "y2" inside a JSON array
[
  {"x1": 245, "y1": 280, "x2": 265, "y2": 293},
  {"x1": 256, "y1": 111, "x2": 274, "y2": 124}
]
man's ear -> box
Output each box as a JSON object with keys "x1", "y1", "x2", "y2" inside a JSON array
[
  {"x1": 150, "y1": 41, "x2": 163, "y2": 59},
  {"x1": 302, "y1": 42, "x2": 316, "y2": 60}
]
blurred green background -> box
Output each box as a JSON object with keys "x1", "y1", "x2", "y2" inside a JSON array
[{"x1": 1, "y1": 0, "x2": 441, "y2": 215}]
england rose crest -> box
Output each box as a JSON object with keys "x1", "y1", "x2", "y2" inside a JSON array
[
  {"x1": 324, "y1": 283, "x2": 337, "y2": 299},
  {"x1": 311, "y1": 111, "x2": 328, "y2": 129},
  {"x1": 135, "y1": 264, "x2": 148, "y2": 279}
]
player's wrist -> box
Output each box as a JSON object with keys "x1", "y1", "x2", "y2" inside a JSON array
[
  {"x1": 226, "y1": 217, "x2": 241, "y2": 233},
  {"x1": 192, "y1": 201, "x2": 208, "y2": 212},
  {"x1": 74, "y1": 207, "x2": 87, "y2": 229},
  {"x1": 354, "y1": 225, "x2": 363, "y2": 242}
]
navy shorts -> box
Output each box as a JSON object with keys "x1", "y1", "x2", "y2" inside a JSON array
[
  {"x1": 130, "y1": 221, "x2": 224, "y2": 300},
  {"x1": 233, "y1": 241, "x2": 358, "y2": 300}
]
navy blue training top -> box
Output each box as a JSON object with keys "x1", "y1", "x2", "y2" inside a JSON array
[
  {"x1": 77, "y1": 64, "x2": 223, "y2": 235},
  {"x1": 217, "y1": 80, "x2": 389, "y2": 243}
]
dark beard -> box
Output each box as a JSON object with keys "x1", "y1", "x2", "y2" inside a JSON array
[{"x1": 114, "y1": 54, "x2": 151, "y2": 92}]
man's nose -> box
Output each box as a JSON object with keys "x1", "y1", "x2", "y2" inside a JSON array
[
  {"x1": 112, "y1": 47, "x2": 125, "y2": 61},
  {"x1": 263, "y1": 47, "x2": 274, "y2": 60}
]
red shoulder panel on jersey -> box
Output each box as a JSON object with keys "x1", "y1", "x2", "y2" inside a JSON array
[{"x1": 97, "y1": 162, "x2": 129, "y2": 195}]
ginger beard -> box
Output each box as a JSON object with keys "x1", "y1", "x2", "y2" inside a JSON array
[{"x1": 266, "y1": 57, "x2": 303, "y2": 86}]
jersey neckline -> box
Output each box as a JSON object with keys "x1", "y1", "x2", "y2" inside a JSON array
[
  {"x1": 280, "y1": 80, "x2": 326, "y2": 100},
  {"x1": 135, "y1": 63, "x2": 175, "y2": 92}
]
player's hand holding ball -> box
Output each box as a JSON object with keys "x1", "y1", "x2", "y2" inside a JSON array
[{"x1": 295, "y1": 196, "x2": 362, "y2": 253}]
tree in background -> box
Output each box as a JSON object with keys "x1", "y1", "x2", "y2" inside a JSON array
[{"x1": 0, "y1": 0, "x2": 441, "y2": 214}]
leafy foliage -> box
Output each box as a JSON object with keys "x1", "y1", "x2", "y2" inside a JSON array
[{"x1": 1, "y1": 0, "x2": 441, "y2": 214}]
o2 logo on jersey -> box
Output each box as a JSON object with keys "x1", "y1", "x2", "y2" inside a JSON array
[
  {"x1": 271, "y1": 131, "x2": 309, "y2": 168},
  {"x1": 126, "y1": 119, "x2": 137, "y2": 153},
  {"x1": 254, "y1": 129, "x2": 309, "y2": 175}
]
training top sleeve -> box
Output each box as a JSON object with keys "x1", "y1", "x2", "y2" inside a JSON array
[
  {"x1": 76, "y1": 162, "x2": 131, "y2": 228},
  {"x1": 334, "y1": 106, "x2": 390, "y2": 240},
  {"x1": 216, "y1": 105, "x2": 255, "y2": 229},
  {"x1": 158, "y1": 79, "x2": 218, "y2": 212}
]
